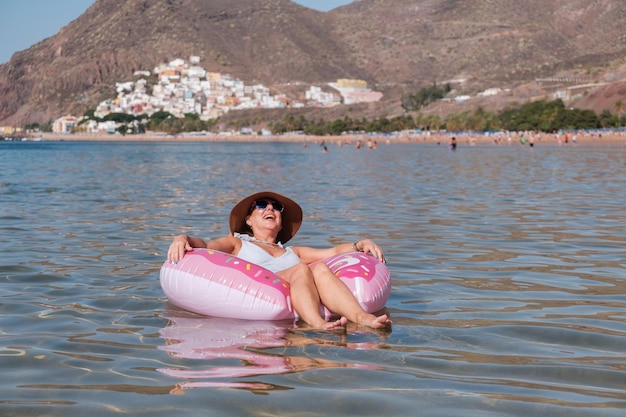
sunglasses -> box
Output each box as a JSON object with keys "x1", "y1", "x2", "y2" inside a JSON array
[{"x1": 253, "y1": 199, "x2": 284, "y2": 212}]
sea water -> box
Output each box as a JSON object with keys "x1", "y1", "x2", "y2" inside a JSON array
[{"x1": 1, "y1": 140, "x2": 625, "y2": 416}]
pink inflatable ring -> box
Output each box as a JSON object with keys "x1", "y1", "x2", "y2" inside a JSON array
[{"x1": 160, "y1": 249, "x2": 391, "y2": 320}]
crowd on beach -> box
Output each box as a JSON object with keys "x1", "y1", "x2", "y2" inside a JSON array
[
  {"x1": 310, "y1": 129, "x2": 626, "y2": 151},
  {"x1": 21, "y1": 129, "x2": 626, "y2": 146},
  {"x1": 381, "y1": 129, "x2": 626, "y2": 147},
  {"x1": 312, "y1": 137, "x2": 380, "y2": 152},
  {"x1": 429, "y1": 130, "x2": 626, "y2": 147}
]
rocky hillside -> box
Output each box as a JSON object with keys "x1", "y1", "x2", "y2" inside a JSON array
[
  {"x1": 334, "y1": 0, "x2": 626, "y2": 86},
  {"x1": 1, "y1": 0, "x2": 625, "y2": 126}
]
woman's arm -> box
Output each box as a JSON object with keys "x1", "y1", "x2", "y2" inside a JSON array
[
  {"x1": 167, "y1": 234, "x2": 239, "y2": 263},
  {"x1": 167, "y1": 234, "x2": 202, "y2": 263},
  {"x1": 293, "y1": 239, "x2": 385, "y2": 264}
]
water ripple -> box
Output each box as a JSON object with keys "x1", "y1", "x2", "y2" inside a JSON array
[{"x1": 1, "y1": 142, "x2": 625, "y2": 416}]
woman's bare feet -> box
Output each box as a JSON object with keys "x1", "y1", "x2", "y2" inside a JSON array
[
  {"x1": 323, "y1": 316, "x2": 348, "y2": 330},
  {"x1": 297, "y1": 316, "x2": 348, "y2": 330},
  {"x1": 357, "y1": 313, "x2": 392, "y2": 329},
  {"x1": 299, "y1": 314, "x2": 390, "y2": 331}
]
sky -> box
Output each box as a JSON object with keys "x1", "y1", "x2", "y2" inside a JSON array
[{"x1": 0, "y1": 0, "x2": 355, "y2": 64}]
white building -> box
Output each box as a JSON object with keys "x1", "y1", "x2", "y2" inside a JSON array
[{"x1": 52, "y1": 115, "x2": 78, "y2": 133}]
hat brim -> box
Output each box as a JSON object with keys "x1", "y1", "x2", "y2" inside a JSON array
[{"x1": 229, "y1": 191, "x2": 302, "y2": 244}]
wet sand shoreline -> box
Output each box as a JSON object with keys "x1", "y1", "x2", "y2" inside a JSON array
[{"x1": 25, "y1": 131, "x2": 626, "y2": 146}]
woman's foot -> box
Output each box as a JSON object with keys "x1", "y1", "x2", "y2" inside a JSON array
[
  {"x1": 322, "y1": 316, "x2": 348, "y2": 330},
  {"x1": 357, "y1": 313, "x2": 392, "y2": 329},
  {"x1": 297, "y1": 316, "x2": 348, "y2": 330}
]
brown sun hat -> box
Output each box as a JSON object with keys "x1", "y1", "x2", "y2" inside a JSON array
[{"x1": 229, "y1": 191, "x2": 303, "y2": 244}]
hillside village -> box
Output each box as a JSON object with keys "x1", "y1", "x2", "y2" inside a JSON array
[
  {"x1": 4, "y1": 53, "x2": 620, "y2": 138},
  {"x1": 44, "y1": 56, "x2": 615, "y2": 137},
  {"x1": 50, "y1": 56, "x2": 383, "y2": 135}
]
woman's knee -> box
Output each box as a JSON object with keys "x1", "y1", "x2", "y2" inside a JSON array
[
  {"x1": 309, "y1": 262, "x2": 333, "y2": 277},
  {"x1": 279, "y1": 262, "x2": 314, "y2": 283},
  {"x1": 309, "y1": 262, "x2": 335, "y2": 279}
]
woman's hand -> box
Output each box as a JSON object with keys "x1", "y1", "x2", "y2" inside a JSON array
[
  {"x1": 167, "y1": 234, "x2": 192, "y2": 263},
  {"x1": 356, "y1": 239, "x2": 386, "y2": 263}
]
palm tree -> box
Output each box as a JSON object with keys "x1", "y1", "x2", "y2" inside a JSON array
[{"x1": 614, "y1": 100, "x2": 625, "y2": 127}]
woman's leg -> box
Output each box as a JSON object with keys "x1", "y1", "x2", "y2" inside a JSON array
[
  {"x1": 277, "y1": 263, "x2": 346, "y2": 329},
  {"x1": 309, "y1": 263, "x2": 391, "y2": 329}
]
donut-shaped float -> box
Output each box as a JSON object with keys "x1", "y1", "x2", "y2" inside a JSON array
[{"x1": 160, "y1": 249, "x2": 391, "y2": 320}]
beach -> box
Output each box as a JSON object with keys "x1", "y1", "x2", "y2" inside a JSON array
[{"x1": 29, "y1": 130, "x2": 626, "y2": 146}]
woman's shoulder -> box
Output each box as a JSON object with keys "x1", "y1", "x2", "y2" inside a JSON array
[
  {"x1": 233, "y1": 232, "x2": 253, "y2": 240},
  {"x1": 206, "y1": 234, "x2": 241, "y2": 254}
]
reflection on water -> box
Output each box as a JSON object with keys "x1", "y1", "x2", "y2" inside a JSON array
[
  {"x1": 158, "y1": 312, "x2": 387, "y2": 393},
  {"x1": 1, "y1": 141, "x2": 626, "y2": 416}
]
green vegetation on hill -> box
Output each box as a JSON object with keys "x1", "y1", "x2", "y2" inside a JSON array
[
  {"x1": 401, "y1": 84, "x2": 452, "y2": 111},
  {"x1": 74, "y1": 98, "x2": 625, "y2": 136},
  {"x1": 268, "y1": 99, "x2": 623, "y2": 135}
]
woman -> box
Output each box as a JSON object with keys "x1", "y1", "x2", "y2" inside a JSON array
[{"x1": 167, "y1": 191, "x2": 391, "y2": 330}]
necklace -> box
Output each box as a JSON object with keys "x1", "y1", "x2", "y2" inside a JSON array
[
  {"x1": 252, "y1": 238, "x2": 283, "y2": 248},
  {"x1": 236, "y1": 233, "x2": 284, "y2": 248}
]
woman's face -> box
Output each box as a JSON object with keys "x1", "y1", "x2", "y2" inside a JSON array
[{"x1": 246, "y1": 199, "x2": 283, "y2": 236}]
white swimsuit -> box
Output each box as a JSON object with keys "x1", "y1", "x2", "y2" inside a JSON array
[{"x1": 234, "y1": 234, "x2": 301, "y2": 273}]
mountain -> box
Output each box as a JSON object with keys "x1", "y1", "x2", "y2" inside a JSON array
[
  {"x1": 334, "y1": 0, "x2": 626, "y2": 86},
  {"x1": 1, "y1": 0, "x2": 626, "y2": 127}
]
